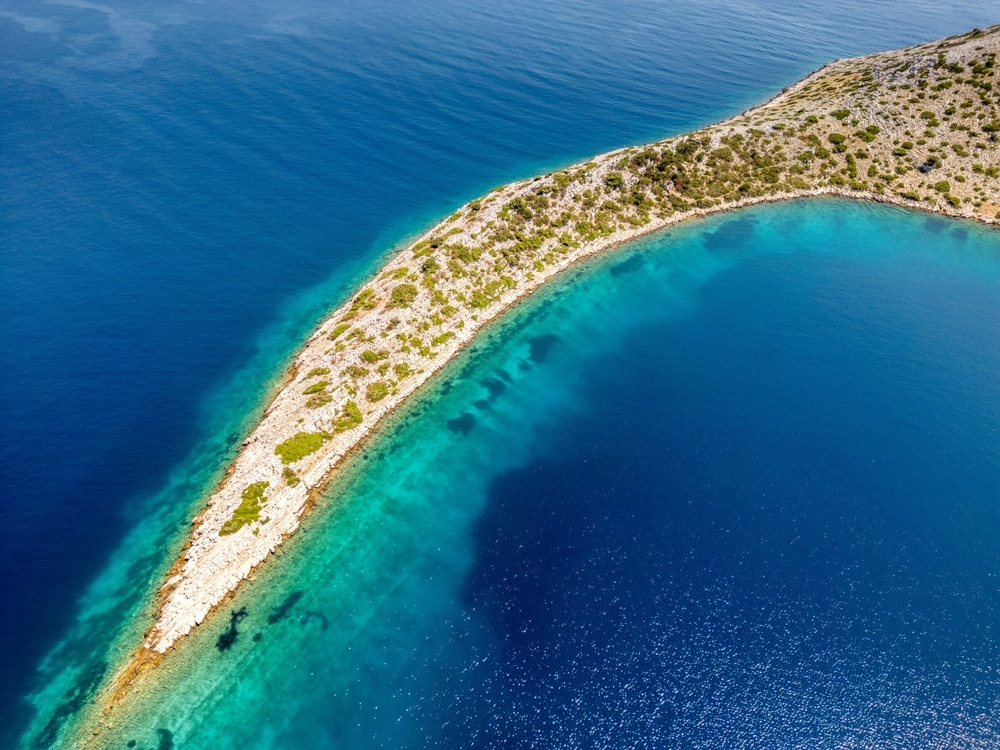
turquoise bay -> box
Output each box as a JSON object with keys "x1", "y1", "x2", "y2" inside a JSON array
[
  {"x1": 2, "y1": 0, "x2": 999, "y2": 746},
  {"x1": 45, "y1": 200, "x2": 1000, "y2": 747}
]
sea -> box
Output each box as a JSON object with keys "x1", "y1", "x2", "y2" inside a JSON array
[{"x1": 1, "y1": 1, "x2": 998, "y2": 747}]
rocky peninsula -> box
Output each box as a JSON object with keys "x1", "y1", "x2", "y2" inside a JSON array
[{"x1": 109, "y1": 25, "x2": 999, "y2": 705}]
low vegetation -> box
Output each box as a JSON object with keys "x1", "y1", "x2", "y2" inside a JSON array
[
  {"x1": 274, "y1": 432, "x2": 330, "y2": 464},
  {"x1": 333, "y1": 400, "x2": 363, "y2": 432},
  {"x1": 282, "y1": 467, "x2": 301, "y2": 487},
  {"x1": 219, "y1": 482, "x2": 269, "y2": 536},
  {"x1": 366, "y1": 381, "x2": 390, "y2": 402},
  {"x1": 388, "y1": 283, "x2": 418, "y2": 309}
]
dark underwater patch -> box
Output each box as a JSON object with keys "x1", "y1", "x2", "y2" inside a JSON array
[
  {"x1": 267, "y1": 591, "x2": 304, "y2": 625},
  {"x1": 303, "y1": 610, "x2": 330, "y2": 631},
  {"x1": 447, "y1": 412, "x2": 476, "y2": 435},
  {"x1": 30, "y1": 659, "x2": 107, "y2": 750},
  {"x1": 155, "y1": 728, "x2": 174, "y2": 750},
  {"x1": 924, "y1": 216, "x2": 947, "y2": 234},
  {"x1": 527, "y1": 333, "x2": 560, "y2": 364},
  {"x1": 216, "y1": 607, "x2": 248, "y2": 652},
  {"x1": 481, "y1": 376, "x2": 506, "y2": 399},
  {"x1": 703, "y1": 215, "x2": 757, "y2": 251},
  {"x1": 609, "y1": 253, "x2": 644, "y2": 276}
]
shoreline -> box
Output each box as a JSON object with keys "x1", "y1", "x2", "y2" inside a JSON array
[{"x1": 67, "y1": 24, "x2": 1000, "y2": 746}]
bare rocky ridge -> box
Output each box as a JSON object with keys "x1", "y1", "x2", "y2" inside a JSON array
[{"x1": 119, "y1": 24, "x2": 999, "y2": 696}]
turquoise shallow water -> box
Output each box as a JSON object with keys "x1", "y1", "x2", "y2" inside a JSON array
[
  {"x1": 35, "y1": 199, "x2": 1000, "y2": 748},
  {"x1": 3, "y1": 0, "x2": 1000, "y2": 746}
]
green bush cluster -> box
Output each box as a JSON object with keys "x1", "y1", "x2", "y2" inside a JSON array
[
  {"x1": 334, "y1": 401, "x2": 363, "y2": 433},
  {"x1": 219, "y1": 482, "x2": 269, "y2": 536},
  {"x1": 366, "y1": 381, "x2": 390, "y2": 402},
  {"x1": 342, "y1": 288, "x2": 378, "y2": 320},
  {"x1": 328, "y1": 323, "x2": 351, "y2": 341},
  {"x1": 306, "y1": 392, "x2": 332, "y2": 409},
  {"x1": 389, "y1": 283, "x2": 418, "y2": 309},
  {"x1": 855, "y1": 125, "x2": 880, "y2": 143},
  {"x1": 275, "y1": 432, "x2": 330, "y2": 464},
  {"x1": 302, "y1": 380, "x2": 330, "y2": 395}
]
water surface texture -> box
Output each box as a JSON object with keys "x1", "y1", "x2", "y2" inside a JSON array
[{"x1": 2, "y1": 0, "x2": 999, "y2": 746}]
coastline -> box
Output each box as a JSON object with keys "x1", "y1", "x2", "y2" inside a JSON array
[{"x1": 77, "y1": 23, "x2": 1000, "y2": 743}]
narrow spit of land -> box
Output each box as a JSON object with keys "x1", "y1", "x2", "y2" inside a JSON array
[{"x1": 101, "y1": 24, "x2": 999, "y2": 715}]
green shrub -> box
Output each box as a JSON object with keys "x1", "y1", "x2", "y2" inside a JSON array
[
  {"x1": 360, "y1": 349, "x2": 388, "y2": 363},
  {"x1": 449, "y1": 244, "x2": 481, "y2": 264},
  {"x1": 329, "y1": 323, "x2": 350, "y2": 341},
  {"x1": 366, "y1": 381, "x2": 390, "y2": 402},
  {"x1": 334, "y1": 401, "x2": 363, "y2": 432},
  {"x1": 282, "y1": 468, "x2": 301, "y2": 487},
  {"x1": 932, "y1": 180, "x2": 951, "y2": 193},
  {"x1": 394, "y1": 362, "x2": 412, "y2": 379},
  {"x1": 604, "y1": 172, "x2": 624, "y2": 190},
  {"x1": 469, "y1": 290, "x2": 492, "y2": 309},
  {"x1": 342, "y1": 288, "x2": 378, "y2": 320},
  {"x1": 389, "y1": 283, "x2": 418, "y2": 309},
  {"x1": 305, "y1": 392, "x2": 332, "y2": 409},
  {"x1": 855, "y1": 126, "x2": 879, "y2": 143},
  {"x1": 345, "y1": 364, "x2": 368, "y2": 379},
  {"x1": 302, "y1": 380, "x2": 330, "y2": 395},
  {"x1": 831, "y1": 109, "x2": 850, "y2": 120},
  {"x1": 220, "y1": 482, "x2": 269, "y2": 536},
  {"x1": 503, "y1": 196, "x2": 534, "y2": 220},
  {"x1": 275, "y1": 432, "x2": 330, "y2": 464},
  {"x1": 828, "y1": 133, "x2": 847, "y2": 152}
]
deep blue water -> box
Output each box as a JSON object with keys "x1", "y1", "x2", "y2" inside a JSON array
[{"x1": 2, "y1": 0, "x2": 999, "y2": 746}]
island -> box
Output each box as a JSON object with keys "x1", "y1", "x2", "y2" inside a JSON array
[{"x1": 105, "y1": 25, "x2": 999, "y2": 710}]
